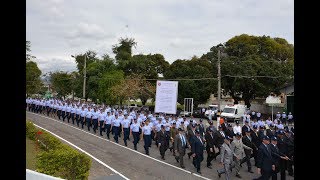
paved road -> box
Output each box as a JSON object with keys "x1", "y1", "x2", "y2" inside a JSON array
[{"x1": 26, "y1": 112, "x2": 294, "y2": 180}]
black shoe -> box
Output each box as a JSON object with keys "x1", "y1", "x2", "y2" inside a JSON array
[
  {"x1": 175, "y1": 157, "x2": 179, "y2": 163},
  {"x1": 161, "y1": 157, "x2": 165, "y2": 160},
  {"x1": 207, "y1": 166, "x2": 212, "y2": 169},
  {"x1": 181, "y1": 165, "x2": 185, "y2": 169},
  {"x1": 188, "y1": 154, "x2": 191, "y2": 159},
  {"x1": 248, "y1": 170, "x2": 254, "y2": 173},
  {"x1": 236, "y1": 174, "x2": 242, "y2": 178},
  {"x1": 240, "y1": 164, "x2": 242, "y2": 167},
  {"x1": 197, "y1": 170, "x2": 201, "y2": 174},
  {"x1": 217, "y1": 170, "x2": 221, "y2": 178}
]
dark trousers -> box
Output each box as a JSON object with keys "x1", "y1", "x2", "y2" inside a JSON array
[
  {"x1": 75, "y1": 115, "x2": 80, "y2": 126},
  {"x1": 193, "y1": 154, "x2": 204, "y2": 171},
  {"x1": 241, "y1": 153, "x2": 252, "y2": 171},
  {"x1": 113, "y1": 126, "x2": 120, "y2": 143},
  {"x1": 92, "y1": 119, "x2": 98, "y2": 133},
  {"x1": 80, "y1": 117, "x2": 85, "y2": 128},
  {"x1": 86, "y1": 118, "x2": 91, "y2": 131},
  {"x1": 175, "y1": 150, "x2": 186, "y2": 167},
  {"x1": 132, "y1": 132, "x2": 140, "y2": 150},
  {"x1": 160, "y1": 144, "x2": 168, "y2": 158},
  {"x1": 46, "y1": 107, "x2": 51, "y2": 116},
  {"x1": 105, "y1": 124, "x2": 111, "y2": 139},
  {"x1": 279, "y1": 159, "x2": 287, "y2": 180},
  {"x1": 143, "y1": 134, "x2": 151, "y2": 154},
  {"x1": 62, "y1": 111, "x2": 66, "y2": 121},
  {"x1": 57, "y1": 110, "x2": 61, "y2": 119},
  {"x1": 207, "y1": 150, "x2": 215, "y2": 166},
  {"x1": 66, "y1": 112, "x2": 71, "y2": 122},
  {"x1": 287, "y1": 157, "x2": 294, "y2": 175},
  {"x1": 255, "y1": 169, "x2": 273, "y2": 180},
  {"x1": 99, "y1": 121, "x2": 105, "y2": 135},
  {"x1": 123, "y1": 128, "x2": 130, "y2": 146},
  {"x1": 71, "y1": 113, "x2": 75, "y2": 124},
  {"x1": 272, "y1": 166, "x2": 280, "y2": 180}
]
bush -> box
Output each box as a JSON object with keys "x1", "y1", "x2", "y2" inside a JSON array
[
  {"x1": 26, "y1": 120, "x2": 37, "y2": 140},
  {"x1": 36, "y1": 146, "x2": 91, "y2": 180},
  {"x1": 26, "y1": 120, "x2": 91, "y2": 179}
]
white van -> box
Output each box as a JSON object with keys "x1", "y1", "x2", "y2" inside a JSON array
[{"x1": 221, "y1": 104, "x2": 247, "y2": 122}]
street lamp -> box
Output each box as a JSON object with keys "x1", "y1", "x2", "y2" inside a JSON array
[
  {"x1": 71, "y1": 54, "x2": 86, "y2": 99},
  {"x1": 217, "y1": 44, "x2": 223, "y2": 111}
]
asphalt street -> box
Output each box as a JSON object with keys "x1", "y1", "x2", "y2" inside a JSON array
[{"x1": 26, "y1": 111, "x2": 294, "y2": 180}]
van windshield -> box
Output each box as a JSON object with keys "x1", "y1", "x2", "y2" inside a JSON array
[
  {"x1": 223, "y1": 108, "x2": 235, "y2": 113},
  {"x1": 209, "y1": 106, "x2": 217, "y2": 111}
]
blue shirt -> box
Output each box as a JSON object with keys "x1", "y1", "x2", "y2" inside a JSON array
[
  {"x1": 142, "y1": 125, "x2": 152, "y2": 135},
  {"x1": 92, "y1": 112, "x2": 99, "y2": 119},
  {"x1": 130, "y1": 122, "x2": 140, "y2": 132},
  {"x1": 98, "y1": 112, "x2": 106, "y2": 121},
  {"x1": 121, "y1": 118, "x2": 131, "y2": 128},
  {"x1": 85, "y1": 111, "x2": 92, "y2": 118},
  {"x1": 112, "y1": 118, "x2": 121, "y2": 127},
  {"x1": 105, "y1": 115, "x2": 113, "y2": 124}
]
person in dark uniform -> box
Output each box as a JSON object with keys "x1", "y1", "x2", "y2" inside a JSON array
[
  {"x1": 254, "y1": 135, "x2": 275, "y2": 180},
  {"x1": 174, "y1": 127, "x2": 188, "y2": 168},
  {"x1": 191, "y1": 130, "x2": 205, "y2": 174},
  {"x1": 158, "y1": 125, "x2": 169, "y2": 160},
  {"x1": 206, "y1": 121, "x2": 216, "y2": 133},
  {"x1": 225, "y1": 123, "x2": 235, "y2": 138},
  {"x1": 205, "y1": 128, "x2": 216, "y2": 169},
  {"x1": 169, "y1": 122, "x2": 179, "y2": 156},
  {"x1": 258, "y1": 125, "x2": 266, "y2": 142},
  {"x1": 241, "y1": 128, "x2": 256, "y2": 173},
  {"x1": 213, "y1": 125, "x2": 226, "y2": 159},
  {"x1": 251, "y1": 125, "x2": 260, "y2": 166},
  {"x1": 198, "y1": 119, "x2": 205, "y2": 137},
  {"x1": 242, "y1": 119, "x2": 252, "y2": 136},
  {"x1": 187, "y1": 124, "x2": 196, "y2": 159},
  {"x1": 283, "y1": 128, "x2": 294, "y2": 177},
  {"x1": 269, "y1": 136, "x2": 290, "y2": 180},
  {"x1": 276, "y1": 130, "x2": 288, "y2": 180}
]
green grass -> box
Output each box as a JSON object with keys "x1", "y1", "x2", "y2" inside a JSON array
[{"x1": 26, "y1": 137, "x2": 40, "y2": 170}]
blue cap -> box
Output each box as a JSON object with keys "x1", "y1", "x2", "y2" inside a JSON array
[
  {"x1": 262, "y1": 135, "x2": 270, "y2": 140},
  {"x1": 245, "y1": 119, "x2": 249, "y2": 123},
  {"x1": 253, "y1": 125, "x2": 258, "y2": 129},
  {"x1": 161, "y1": 125, "x2": 165, "y2": 129},
  {"x1": 195, "y1": 129, "x2": 200, "y2": 134},
  {"x1": 245, "y1": 128, "x2": 251, "y2": 133},
  {"x1": 225, "y1": 136, "x2": 233, "y2": 140},
  {"x1": 278, "y1": 130, "x2": 285, "y2": 135},
  {"x1": 235, "y1": 132, "x2": 242, "y2": 137},
  {"x1": 218, "y1": 125, "x2": 222, "y2": 129},
  {"x1": 271, "y1": 136, "x2": 277, "y2": 141},
  {"x1": 192, "y1": 124, "x2": 196, "y2": 128},
  {"x1": 228, "y1": 123, "x2": 232, "y2": 127},
  {"x1": 178, "y1": 127, "x2": 184, "y2": 131}
]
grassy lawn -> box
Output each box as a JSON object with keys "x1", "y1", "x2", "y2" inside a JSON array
[{"x1": 26, "y1": 137, "x2": 40, "y2": 170}]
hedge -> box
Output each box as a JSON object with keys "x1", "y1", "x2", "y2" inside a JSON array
[{"x1": 26, "y1": 120, "x2": 91, "y2": 179}]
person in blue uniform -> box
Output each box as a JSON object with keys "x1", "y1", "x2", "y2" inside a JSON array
[{"x1": 130, "y1": 118, "x2": 141, "y2": 150}]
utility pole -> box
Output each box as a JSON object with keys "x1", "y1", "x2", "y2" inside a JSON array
[
  {"x1": 83, "y1": 54, "x2": 86, "y2": 99},
  {"x1": 217, "y1": 48, "x2": 221, "y2": 111}
]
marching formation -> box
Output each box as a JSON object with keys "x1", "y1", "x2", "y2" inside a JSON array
[{"x1": 26, "y1": 97, "x2": 294, "y2": 179}]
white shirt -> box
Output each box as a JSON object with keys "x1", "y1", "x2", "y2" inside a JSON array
[
  {"x1": 142, "y1": 124, "x2": 152, "y2": 135},
  {"x1": 121, "y1": 118, "x2": 131, "y2": 128},
  {"x1": 233, "y1": 125, "x2": 242, "y2": 134},
  {"x1": 130, "y1": 122, "x2": 140, "y2": 132}
]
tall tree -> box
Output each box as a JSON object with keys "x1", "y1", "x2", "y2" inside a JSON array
[
  {"x1": 50, "y1": 71, "x2": 73, "y2": 99},
  {"x1": 26, "y1": 61, "x2": 43, "y2": 96},
  {"x1": 26, "y1": 40, "x2": 36, "y2": 61},
  {"x1": 112, "y1": 37, "x2": 137, "y2": 74},
  {"x1": 164, "y1": 56, "x2": 217, "y2": 107},
  {"x1": 219, "y1": 34, "x2": 294, "y2": 108}
]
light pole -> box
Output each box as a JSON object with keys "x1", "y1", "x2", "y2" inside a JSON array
[
  {"x1": 217, "y1": 45, "x2": 222, "y2": 111},
  {"x1": 71, "y1": 54, "x2": 87, "y2": 99}
]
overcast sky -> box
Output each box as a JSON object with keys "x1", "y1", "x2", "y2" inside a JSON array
[{"x1": 26, "y1": 0, "x2": 294, "y2": 74}]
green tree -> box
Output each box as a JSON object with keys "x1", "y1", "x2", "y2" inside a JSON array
[
  {"x1": 50, "y1": 71, "x2": 73, "y2": 99},
  {"x1": 26, "y1": 61, "x2": 43, "y2": 96},
  {"x1": 26, "y1": 40, "x2": 36, "y2": 61},
  {"x1": 112, "y1": 37, "x2": 137, "y2": 74},
  {"x1": 164, "y1": 56, "x2": 217, "y2": 107},
  {"x1": 98, "y1": 70, "x2": 124, "y2": 104},
  {"x1": 219, "y1": 34, "x2": 294, "y2": 108},
  {"x1": 129, "y1": 54, "x2": 170, "y2": 80}
]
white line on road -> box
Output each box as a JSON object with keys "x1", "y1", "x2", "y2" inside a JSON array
[
  {"x1": 27, "y1": 112, "x2": 212, "y2": 180},
  {"x1": 32, "y1": 123, "x2": 130, "y2": 180}
]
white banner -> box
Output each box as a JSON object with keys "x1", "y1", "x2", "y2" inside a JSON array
[
  {"x1": 266, "y1": 95, "x2": 281, "y2": 104},
  {"x1": 155, "y1": 80, "x2": 178, "y2": 114}
]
